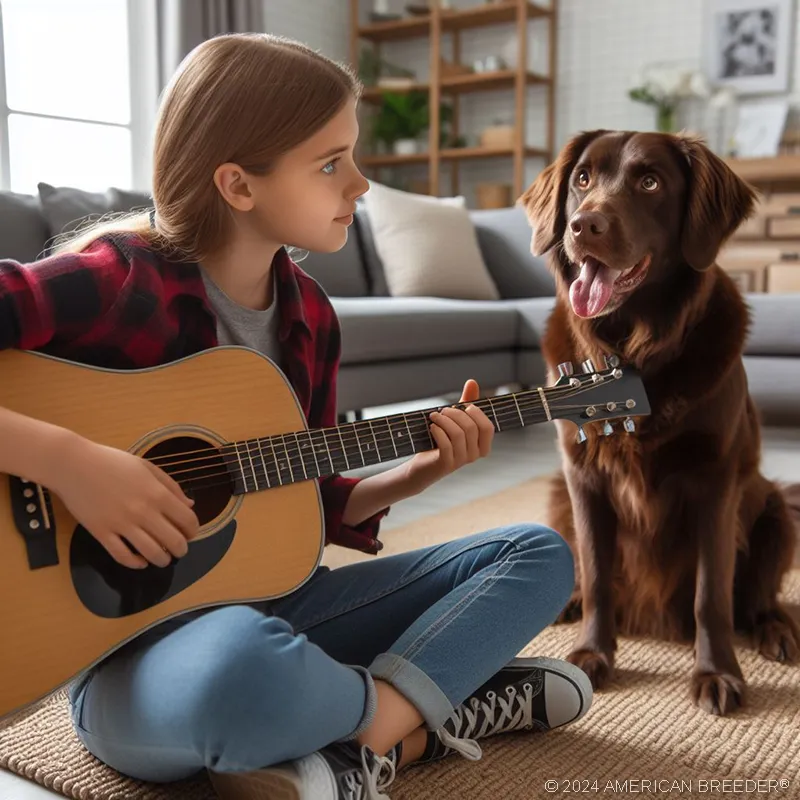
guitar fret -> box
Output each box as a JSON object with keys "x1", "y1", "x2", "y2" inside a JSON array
[
  {"x1": 270, "y1": 435, "x2": 283, "y2": 486},
  {"x1": 351, "y1": 422, "x2": 366, "y2": 466},
  {"x1": 354, "y1": 423, "x2": 379, "y2": 467},
  {"x1": 512, "y1": 393, "x2": 525, "y2": 427},
  {"x1": 233, "y1": 442, "x2": 248, "y2": 492},
  {"x1": 336, "y1": 426, "x2": 351, "y2": 470},
  {"x1": 245, "y1": 440, "x2": 259, "y2": 491},
  {"x1": 486, "y1": 398, "x2": 500, "y2": 431},
  {"x1": 304, "y1": 430, "x2": 321, "y2": 479},
  {"x1": 256, "y1": 438, "x2": 272, "y2": 488},
  {"x1": 403, "y1": 414, "x2": 416, "y2": 453},
  {"x1": 293, "y1": 432, "x2": 308, "y2": 480},
  {"x1": 319, "y1": 429, "x2": 335, "y2": 474}
]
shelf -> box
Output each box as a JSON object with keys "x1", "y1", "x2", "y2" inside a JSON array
[
  {"x1": 726, "y1": 155, "x2": 800, "y2": 184},
  {"x1": 361, "y1": 70, "x2": 550, "y2": 103},
  {"x1": 358, "y1": 1, "x2": 551, "y2": 42},
  {"x1": 441, "y1": 145, "x2": 549, "y2": 160},
  {"x1": 359, "y1": 146, "x2": 548, "y2": 167},
  {"x1": 442, "y1": 69, "x2": 551, "y2": 92},
  {"x1": 442, "y1": 1, "x2": 551, "y2": 31},
  {"x1": 358, "y1": 14, "x2": 430, "y2": 42},
  {"x1": 359, "y1": 153, "x2": 431, "y2": 167}
]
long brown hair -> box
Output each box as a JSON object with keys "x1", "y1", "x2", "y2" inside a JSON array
[{"x1": 58, "y1": 33, "x2": 362, "y2": 260}]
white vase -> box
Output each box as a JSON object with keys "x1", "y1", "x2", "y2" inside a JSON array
[{"x1": 393, "y1": 139, "x2": 419, "y2": 155}]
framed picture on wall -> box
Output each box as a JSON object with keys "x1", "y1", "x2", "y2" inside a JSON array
[{"x1": 704, "y1": 0, "x2": 795, "y2": 94}]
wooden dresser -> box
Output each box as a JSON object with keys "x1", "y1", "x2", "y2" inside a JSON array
[{"x1": 720, "y1": 155, "x2": 800, "y2": 294}]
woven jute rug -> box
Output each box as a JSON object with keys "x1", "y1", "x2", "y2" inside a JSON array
[{"x1": 2, "y1": 476, "x2": 799, "y2": 800}]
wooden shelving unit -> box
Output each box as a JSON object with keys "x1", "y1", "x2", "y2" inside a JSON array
[{"x1": 349, "y1": 0, "x2": 557, "y2": 200}]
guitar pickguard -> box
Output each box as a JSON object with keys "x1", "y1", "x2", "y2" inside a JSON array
[{"x1": 70, "y1": 520, "x2": 237, "y2": 618}]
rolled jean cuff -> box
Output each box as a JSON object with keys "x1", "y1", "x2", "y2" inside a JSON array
[
  {"x1": 368, "y1": 653, "x2": 454, "y2": 731},
  {"x1": 337, "y1": 665, "x2": 378, "y2": 742}
]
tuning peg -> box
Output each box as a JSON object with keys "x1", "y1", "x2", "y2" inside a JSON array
[
  {"x1": 602, "y1": 421, "x2": 614, "y2": 436},
  {"x1": 624, "y1": 417, "x2": 636, "y2": 433},
  {"x1": 581, "y1": 358, "x2": 596, "y2": 374},
  {"x1": 575, "y1": 427, "x2": 587, "y2": 444},
  {"x1": 557, "y1": 361, "x2": 574, "y2": 377},
  {"x1": 604, "y1": 354, "x2": 620, "y2": 369}
]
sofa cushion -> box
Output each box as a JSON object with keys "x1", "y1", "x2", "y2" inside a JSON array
[
  {"x1": 470, "y1": 206, "x2": 555, "y2": 298},
  {"x1": 505, "y1": 296, "x2": 557, "y2": 347},
  {"x1": 0, "y1": 191, "x2": 49, "y2": 263},
  {"x1": 292, "y1": 226, "x2": 369, "y2": 297},
  {"x1": 744, "y1": 293, "x2": 800, "y2": 355},
  {"x1": 38, "y1": 183, "x2": 152, "y2": 238},
  {"x1": 354, "y1": 206, "x2": 390, "y2": 296},
  {"x1": 332, "y1": 297, "x2": 518, "y2": 364},
  {"x1": 361, "y1": 182, "x2": 500, "y2": 300}
]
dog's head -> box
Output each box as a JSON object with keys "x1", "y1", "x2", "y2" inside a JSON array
[{"x1": 518, "y1": 130, "x2": 757, "y2": 319}]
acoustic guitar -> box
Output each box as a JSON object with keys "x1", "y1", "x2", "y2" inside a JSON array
[{"x1": 0, "y1": 346, "x2": 650, "y2": 721}]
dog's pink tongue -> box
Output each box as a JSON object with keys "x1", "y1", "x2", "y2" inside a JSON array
[{"x1": 569, "y1": 257, "x2": 616, "y2": 318}]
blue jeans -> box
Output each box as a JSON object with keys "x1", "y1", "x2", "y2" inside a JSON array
[{"x1": 69, "y1": 524, "x2": 574, "y2": 783}]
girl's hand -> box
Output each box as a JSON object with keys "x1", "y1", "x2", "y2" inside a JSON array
[
  {"x1": 48, "y1": 435, "x2": 199, "y2": 569},
  {"x1": 403, "y1": 379, "x2": 495, "y2": 494}
]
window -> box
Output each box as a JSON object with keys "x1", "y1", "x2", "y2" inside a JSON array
[{"x1": 0, "y1": 0, "x2": 157, "y2": 194}]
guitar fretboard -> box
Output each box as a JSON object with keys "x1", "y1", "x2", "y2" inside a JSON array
[{"x1": 222, "y1": 390, "x2": 551, "y2": 494}]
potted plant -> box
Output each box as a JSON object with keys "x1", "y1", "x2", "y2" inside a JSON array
[{"x1": 372, "y1": 91, "x2": 453, "y2": 155}]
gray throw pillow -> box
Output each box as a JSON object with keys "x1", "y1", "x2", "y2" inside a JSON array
[{"x1": 37, "y1": 182, "x2": 153, "y2": 238}]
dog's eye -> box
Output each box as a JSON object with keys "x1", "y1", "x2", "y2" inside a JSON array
[
  {"x1": 576, "y1": 169, "x2": 591, "y2": 189},
  {"x1": 642, "y1": 175, "x2": 659, "y2": 192}
]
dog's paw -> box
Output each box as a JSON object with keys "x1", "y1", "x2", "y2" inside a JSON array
[
  {"x1": 556, "y1": 593, "x2": 583, "y2": 624},
  {"x1": 753, "y1": 609, "x2": 800, "y2": 664},
  {"x1": 567, "y1": 648, "x2": 614, "y2": 689},
  {"x1": 691, "y1": 671, "x2": 745, "y2": 716}
]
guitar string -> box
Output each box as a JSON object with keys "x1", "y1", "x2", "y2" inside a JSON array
[
  {"x1": 144, "y1": 378, "x2": 633, "y2": 471},
  {"x1": 158, "y1": 399, "x2": 636, "y2": 489}
]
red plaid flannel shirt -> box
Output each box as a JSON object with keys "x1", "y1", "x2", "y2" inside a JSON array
[{"x1": 0, "y1": 233, "x2": 387, "y2": 554}]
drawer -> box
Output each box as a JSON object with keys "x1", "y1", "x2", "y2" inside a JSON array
[
  {"x1": 719, "y1": 263, "x2": 768, "y2": 293},
  {"x1": 766, "y1": 263, "x2": 800, "y2": 293},
  {"x1": 733, "y1": 216, "x2": 766, "y2": 238},
  {"x1": 768, "y1": 216, "x2": 800, "y2": 237}
]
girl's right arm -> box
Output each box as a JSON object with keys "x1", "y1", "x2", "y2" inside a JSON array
[{"x1": 0, "y1": 244, "x2": 199, "y2": 568}]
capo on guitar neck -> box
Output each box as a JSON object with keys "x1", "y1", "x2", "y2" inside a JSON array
[{"x1": 8, "y1": 476, "x2": 58, "y2": 569}]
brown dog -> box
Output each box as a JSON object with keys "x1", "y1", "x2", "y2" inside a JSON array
[{"x1": 519, "y1": 130, "x2": 799, "y2": 716}]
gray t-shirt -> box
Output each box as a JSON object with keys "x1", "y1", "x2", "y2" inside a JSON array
[{"x1": 200, "y1": 267, "x2": 283, "y2": 368}]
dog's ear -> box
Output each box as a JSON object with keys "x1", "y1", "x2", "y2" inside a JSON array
[
  {"x1": 676, "y1": 135, "x2": 758, "y2": 271},
  {"x1": 517, "y1": 130, "x2": 607, "y2": 255}
]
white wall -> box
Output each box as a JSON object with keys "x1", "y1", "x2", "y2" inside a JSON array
[
  {"x1": 263, "y1": 0, "x2": 800, "y2": 204},
  {"x1": 263, "y1": 0, "x2": 350, "y2": 63}
]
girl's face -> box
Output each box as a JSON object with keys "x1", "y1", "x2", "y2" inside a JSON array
[{"x1": 244, "y1": 96, "x2": 369, "y2": 253}]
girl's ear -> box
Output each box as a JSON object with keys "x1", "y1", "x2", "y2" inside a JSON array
[
  {"x1": 213, "y1": 163, "x2": 255, "y2": 212},
  {"x1": 517, "y1": 130, "x2": 607, "y2": 255}
]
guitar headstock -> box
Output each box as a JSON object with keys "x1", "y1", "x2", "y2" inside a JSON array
[{"x1": 544, "y1": 355, "x2": 651, "y2": 442}]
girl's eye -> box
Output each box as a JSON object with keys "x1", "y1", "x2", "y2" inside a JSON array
[
  {"x1": 642, "y1": 175, "x2": 659, "y2": 191},
  {"x1": 576, "y1": 169, "x2": 590, "y2": 189},
  {"x1": 322, "y1": 160, "x2": 339, "y2": 175}
]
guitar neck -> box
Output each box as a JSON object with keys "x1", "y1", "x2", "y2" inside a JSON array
[{"x1": 223, "y1": 388, "x2": 552, "y2": 494}]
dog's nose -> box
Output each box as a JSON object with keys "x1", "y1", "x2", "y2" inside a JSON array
[{"x1": 569, "y1": 211, "x2": 609, "y2": 240}]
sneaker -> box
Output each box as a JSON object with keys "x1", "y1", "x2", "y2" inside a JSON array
[
  {"x1": 417, "y1": 656, "x2": 593, "y2": 764},
  {"x1": 209, "y1": 740, "x2": 401, "y2": 800}
]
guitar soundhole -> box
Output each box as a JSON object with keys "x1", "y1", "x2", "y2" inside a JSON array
[{"x1": 144, "y1": 436, "x2": 233, "y2": 526}]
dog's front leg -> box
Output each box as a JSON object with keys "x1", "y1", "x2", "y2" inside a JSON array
[
  {"x1": 691, "y1": 479, "x2": 745, "y2": 716},
  {"x1": 564, "y1": 466, "x2": 618, "y2": 689}
]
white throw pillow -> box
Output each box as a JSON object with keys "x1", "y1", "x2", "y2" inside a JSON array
[{"x1": 361, "y1": 181, "x2": 500, "y2": 300}]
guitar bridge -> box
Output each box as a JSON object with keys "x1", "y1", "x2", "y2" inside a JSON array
[{"x1": 9, "y1": 476, "x2": 58, "y2": 569}]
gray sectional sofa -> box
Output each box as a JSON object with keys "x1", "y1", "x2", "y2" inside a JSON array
[{"x1": 1, "y1": 185, "x2": 799, "y2": 425}]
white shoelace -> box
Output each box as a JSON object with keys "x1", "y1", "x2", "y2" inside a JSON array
[
  {"x1": 436, "y1": 682, "x2": 538, "y2": 760},
  {"x1": 341, "y1": 747, "x2": 397, "y2": 800}
]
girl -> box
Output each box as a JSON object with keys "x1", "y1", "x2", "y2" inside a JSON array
[{"x1": 0, "y1": 34, "x2": 591, "y2": 800}]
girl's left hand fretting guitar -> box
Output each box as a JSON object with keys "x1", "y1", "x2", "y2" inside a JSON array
[{"x1": 0, "y1": 346, "x2": 649, "y2": 721}]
